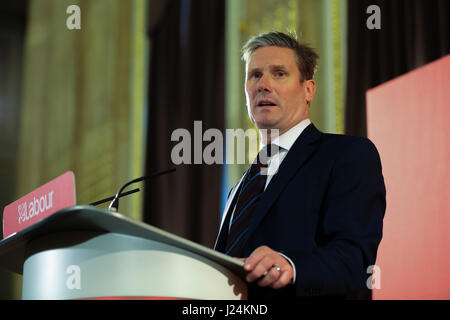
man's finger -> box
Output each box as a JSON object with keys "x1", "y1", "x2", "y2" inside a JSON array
[
  {"x1": 271, "y1": 269, "x2": 293, "y2": 289},
  {"x1": 245, "y1": 255, "x2": 275, "y2": 282},
  {"x1": 243, "y1": 246, "x2": 270, "y2": 271},
  {"x1": 257, "y1": 265, "x2": 282, "y2": 287}
]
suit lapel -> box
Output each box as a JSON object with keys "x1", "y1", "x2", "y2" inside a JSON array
[
  {"x1": 214, "y1": 169, "x2": 249, "y2": 252},
  {"x1": 239, "y1": 124, "x2": 322, "y2": 255}
]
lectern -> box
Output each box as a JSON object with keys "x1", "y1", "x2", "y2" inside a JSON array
[{"x1": 0, "y1": 206, "x2": 247, "y2": 300}]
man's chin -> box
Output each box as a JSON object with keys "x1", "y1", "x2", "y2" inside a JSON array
[{"x1": 254, "y1": 117, "x2": 279, "y2": 130}]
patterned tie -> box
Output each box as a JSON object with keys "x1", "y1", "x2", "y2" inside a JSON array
[{"x1": 224, "y1": 145, "x2": 275, "y2": 257}]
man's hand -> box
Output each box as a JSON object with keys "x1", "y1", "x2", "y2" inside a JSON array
[{"x1": 241, "y1": 246, "x2": 294, "y2": 289}]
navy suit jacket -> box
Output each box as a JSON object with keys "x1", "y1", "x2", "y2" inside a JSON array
[{"x1": 214, "y1": 123, "x2": 386, "y2": 299}]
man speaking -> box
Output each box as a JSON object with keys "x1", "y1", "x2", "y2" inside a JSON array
[{"x1": 214, "y1": 31, "x2": 386, "y2": 299}]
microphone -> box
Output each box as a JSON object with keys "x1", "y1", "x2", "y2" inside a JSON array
[
  {"x1": 89, "y1": 188, "x2": 140, "y2": 207},
  {"x1": 108, "y1": 167, "x2": 176, "y2": 212}
]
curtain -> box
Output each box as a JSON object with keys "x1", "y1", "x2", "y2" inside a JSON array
[
  {"x1": 346, "y1": 0, "x2": 450, "y2": 137},
  {"x1": 0, "y1": 0, "x2": 27, "y2": 300},
  {"x1": 144, "y1": 0, "x2": 225, "y2": 248},
  {"x1": 16, "y1": 0, "x2": 147, "y2": 222}
]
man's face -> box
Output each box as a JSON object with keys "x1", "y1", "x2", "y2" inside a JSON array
[{"x1": 245, "y1": 46, "x2": 316, "y2": 135}]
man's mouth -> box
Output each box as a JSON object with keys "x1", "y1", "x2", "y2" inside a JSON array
[{"x1": 257, "y1": 99, "x2": 277, "y2": 107}]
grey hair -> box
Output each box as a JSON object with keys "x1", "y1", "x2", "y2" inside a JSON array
[{"x1": 241, "y1": 31, "x2": 319, "y2": 81}]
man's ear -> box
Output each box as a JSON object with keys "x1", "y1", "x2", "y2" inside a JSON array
[{"x1": 304, "y1": 80, "x2": 316, "y2": 105}]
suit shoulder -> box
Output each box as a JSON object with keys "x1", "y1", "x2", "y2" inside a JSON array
[
  {"x1": 316, "y1": 133, "x2": 382, "y2": 165},
  {"x1": 320, "y1": 133, "x2": 379, "y2": 152}
]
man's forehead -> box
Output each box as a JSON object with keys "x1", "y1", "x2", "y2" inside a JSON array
[
  {"x1": 246, "y1": 46, "x2": 297, "y2": 69},
  {"x1": 247, "y1": 64, "x2": 288, "y2": 72}
]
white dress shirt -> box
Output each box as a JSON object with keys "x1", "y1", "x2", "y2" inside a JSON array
[{"x1": 261, "y1": 118, "x2": 311, "y2": 189}]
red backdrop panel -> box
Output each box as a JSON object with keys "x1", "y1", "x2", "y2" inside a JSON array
[{"x1": 367, "y1": 55, "x2": 450, "y2": 300}]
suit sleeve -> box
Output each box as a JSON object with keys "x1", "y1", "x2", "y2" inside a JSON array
[{"x1": 285, "y1": 138, "x2": 386, "y2": 296}]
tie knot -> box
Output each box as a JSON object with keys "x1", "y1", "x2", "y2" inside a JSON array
[
  {"x1": 256, "y1": 144, "x2": 279, "y2": 165},
  {"x1": 248, "y1": 144, "x2": 279, "y2": 177}
]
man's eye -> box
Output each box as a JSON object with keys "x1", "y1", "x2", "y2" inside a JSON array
[
  {"x1": 251, "y1": 73, "x2": 262, "y2": 79},
  {"x1": 275, "y1": 71, "x2": 286, "y2": 77}
]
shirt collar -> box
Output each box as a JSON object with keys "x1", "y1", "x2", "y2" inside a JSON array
[{"x1": 261, "y1": 118, "x2": 312, "y2": 152}]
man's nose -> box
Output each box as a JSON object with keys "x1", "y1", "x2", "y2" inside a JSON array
[{"x1": 257, "y1": 74, "x2": 272, "y2": 93}]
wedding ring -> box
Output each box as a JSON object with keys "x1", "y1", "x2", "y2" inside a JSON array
[{"x1": 263, "y1": 264, "x2": 281, "y2": 276}]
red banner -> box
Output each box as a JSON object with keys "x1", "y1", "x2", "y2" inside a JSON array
[
  {"x1": 3, "y1": 171, "x2": 76, "y2": 239},
  {"x1": 367, "y1": 55, "x2": 450, "y2": 299}
]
